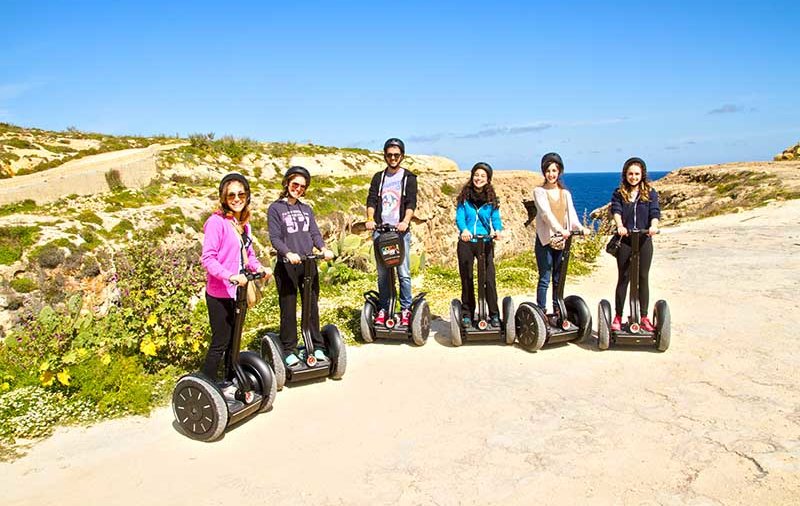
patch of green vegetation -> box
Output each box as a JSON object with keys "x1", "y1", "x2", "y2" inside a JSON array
[
  {"x1": 110, "y1": 219, "x2": 134, "y2": 237},
  {"x1": 33, "y1": 243, "x2": 66, "y2": 268},
  {"x1": 0, "y1": 138, "x2": 37, "y2": 150},
  {"x1": 76, "y1": 210, "x2": 103, "y2": 226},
  {"x1": 441, "y1": 182, "x2": 458, "y2": 197},
  {"x1": 103, "y1": 183, "x2": 166, "y2": 211},
  {"x1": 0, "y1": 226, "x2": 40, "y2": 265},
  {"x1": 40, "y1": 143, "x2": 77, "y2": 154},
  {"x1": 0, "y1": 199, "x2": 38, "y2": 217},
  {"x1": 105, "y1": 169, "x2": 125, "y2": 191},
  {"x1": 9, "y1": 277, "x2": 37, "y2": 293}
]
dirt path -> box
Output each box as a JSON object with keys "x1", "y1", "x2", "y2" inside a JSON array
[{"x1": 2, "y1": 201, "x2": 799, "y2": 505}]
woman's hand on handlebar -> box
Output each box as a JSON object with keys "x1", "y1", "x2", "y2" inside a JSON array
[
  {"x1": 257, "y1": 265, "x2": 273, "y2": 282},
  {"x1": 493, "y1": 231, "x2": 502, "y2": 241},
  {"x1": 229, "y1": 273, "x2": 248, "y2": 286},
  {"x1": 560, "y1": 228, "x2": 571, "y2": 239},
  {"x1": 617, "y1": 225, "x2": 628, "y2": 237},
  {"x1": 322, "y1": 248, "x2": 335, "y2": 261},
  {"x1": 648, "y1": 225, "x2": 659, "y2": 236},
  {"x1": 460, "y1": 230, "x2": 472, "y2": 242},
  {"x1": 286, "y1": 252, "x2": 302, "y2": 264}
]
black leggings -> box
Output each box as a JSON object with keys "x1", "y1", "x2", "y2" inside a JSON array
[
  {"x1": 615, "y1": 236, "x2": 653, "y2": 317},
  {"x1": 274, "y1": 261, "x2": 325, "y2": 355},
  {"x1": 457, "y1": 240, "x2": 499, "y2": 319},
  {"x1": 202, "y1": 292, "x2": 235, "y2": 382}
]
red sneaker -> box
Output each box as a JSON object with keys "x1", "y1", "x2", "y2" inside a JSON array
[
  {"x1": 611, "y1": 315, "x2": 622, "y2": 331},
  {"x1": 400, "y1": 309, "x2": 411, "y2": 327},
  {"x1": 374, "y1": 309, "x2": 386, "y2": 326},
  {"x1": 641, "y1": 316, "x2": 655, "y2": 332}
]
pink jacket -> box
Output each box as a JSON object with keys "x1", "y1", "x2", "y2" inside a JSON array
[{"x1": 202, "y1": 212, "x2": 262, "y2": 299}]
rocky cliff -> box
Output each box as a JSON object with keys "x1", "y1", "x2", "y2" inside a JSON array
[{"x1": 774, "y1": 141, "x2": 800, "y2": 161}]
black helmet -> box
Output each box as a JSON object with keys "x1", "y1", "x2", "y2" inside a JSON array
[
  {"x1": 623, "y1": 157, "x2": 647, "y2": 173},
  {"x1": 540, "y1": 152, "x2": 564, "y2": 173},
  {"x1": 283, "y1": 166, "x2": 311, "y2": 188},
  {"x1": 219, "y1": 172, "x2": 250, "y2": 198},
  {"x1": 383, "y1": 138, "x2": 405, "y2": 155},
  {"x1": 471, "y1": 162, "x2": 493, "y2": 182}
]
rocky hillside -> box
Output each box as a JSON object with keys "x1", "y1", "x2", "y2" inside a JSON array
[
  {"x1": 0, "y1": 125, "x2": 541, "y2": 335},
  {"x1": 774, "y1": 141, "x2": 800, "y2": 161}
]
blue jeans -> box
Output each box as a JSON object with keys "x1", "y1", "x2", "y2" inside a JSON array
[
  {"x1": 375, "y1": 231, "x2": 412, "y2": 311},
  {"x1": 534, "y1": 236, "x2": 564, "y2": 311}
]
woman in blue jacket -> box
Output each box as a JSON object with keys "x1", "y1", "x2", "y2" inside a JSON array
[
  {"x1": 455, "y1": 162, "x2": 503, "y2": 328},
  {"x1": 610, "y1": 157, "x2": 661, "y2": 332}
]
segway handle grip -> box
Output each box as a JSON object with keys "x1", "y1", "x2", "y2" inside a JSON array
[
  {"x1": 471, "y1": 234, "x2": 494, "y2": 241},
  {"x1": 375, "y1": 223, "x2": 399, "y2": 233},
  {"x1": 244, "y1": 271, "x2": 267, "y2": 281},
  {"x1": 629, "y1": 229, "x2": 660, "y2": 235}
]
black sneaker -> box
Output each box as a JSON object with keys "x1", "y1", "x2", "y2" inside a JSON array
[{"x1": 489, "y1": 315, "x2": 501, "y2": 328}]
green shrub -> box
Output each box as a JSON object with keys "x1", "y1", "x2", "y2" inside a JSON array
[
  {"x1": 105, "y1": 169, "x2": 125, "y2": 191},
  {"x1": 9, "y1": 277, "x2": 36, "y2": 293},
  {"x1": 1, "y1": 138, "x2": 37, "y2": 150},
  {"x1": 110, "y1": 218, "x2": 134, "y2": 236},
  {"x1": 0, "y1": 226, "x2": 40, "y2": 265},
  {"x1": 115, "y1": 234, "x2": 207, "y2": 369},
  {"x1": 0, "y1": 199, "x2": 38, "y2": 218},
  {"x1": 69, "y1": 355, "x2": 155, "y2": 415},
  {"x1": 34, "y1": 244, "x2": 66, "y2": 268},
  {"x1": 76, "y1": 210, "x2": 103, "y2": 226}
]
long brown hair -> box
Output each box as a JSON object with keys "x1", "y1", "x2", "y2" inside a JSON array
[
  {"x1": 457, "y1": 163, "x2": 499, "y2": 207},
  {"x1": 617, "y1": 157, "x2": 652, "y2": 203},
  {"x1": 217, "y1": 179, "x2": 251, "y2": 225}
]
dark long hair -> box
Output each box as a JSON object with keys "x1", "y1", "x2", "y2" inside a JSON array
[{"x1": 457, "y1": 181, "x2": 499, "y2": 207}]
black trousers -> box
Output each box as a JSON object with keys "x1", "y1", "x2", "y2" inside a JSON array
[
  {"x1": 274, "y1": 261, "x2": 325, "y2": 355},
  {"x1": 615, "y1": 236, "x2": 654, "y2": 317},
  {"x1": 202, "y1": 292, "x2": 235, "y2": 382},
  {"x1": 457, "y1": 240, "x2": 499, "y2": 319}
]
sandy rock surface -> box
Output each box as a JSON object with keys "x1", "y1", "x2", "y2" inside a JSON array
[{"x1": 1, "y1": 200, "x2": 798, "y2": 505}]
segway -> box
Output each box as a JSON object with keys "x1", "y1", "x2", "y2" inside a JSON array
[
  {"x1": 449, "y1": 234, "x2": 516, "y2": 346},
  {"x1": 260, "y1": 255, "x2": 347, "y2": 389},
  {"x1": 515, "y1": 230, "x2": 593, "y2": 351},
  {"x1": 597, "y1": 230, "x2": 670, "y2": 351},
  {"x1": 360, "y1": 224, "x2": 431, "y2": 346},
  {"x1": 172, "y1": 271, "x2": 276, "y2": 442}
]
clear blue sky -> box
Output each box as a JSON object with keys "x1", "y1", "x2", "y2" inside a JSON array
[{"x1": 2, "y1": 1, "x2": 798, "y2": 172}]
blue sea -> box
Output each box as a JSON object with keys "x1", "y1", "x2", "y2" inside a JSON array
[{"x1": 561, "y1": 171, "x2": 669, "y2": 220}]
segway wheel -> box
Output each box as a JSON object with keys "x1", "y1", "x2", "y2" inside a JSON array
[
  {"x1": 502, "y1": 296, "x2": 516, "y2": 345},
  {"x1": 597, "y1": 300, "x2": 612, "y2": 350},
  {"x1": 240, "y1": 351, "x2": 277, "y2": 413},
  {"x1": 360, "y1": 301, "x2": 375, "y2": 343},
  {"x1": 654, "y1": 300, "x2": 671, "y2": 352},
  {"x1": 565, "y1": 295, "x2": 592, "y2": 343},
  {"x1": 449, "y1": 299, "x2": 463, "y2": 347},
  {"x1": 172, "y1": 374, "x2": 227, "y2": 442},
  {"x1": 515, "y1": 302, "x2": 546, "y2": 351},
  {"x1": 261, "y1": 333, "x2": 286, "y2": 391},
  {"x1": 411, "y1": 300, "x2": 430, "y2": 346},
  {"x1": 322, "y1": 324, "x2": 348, "y2": 379}
]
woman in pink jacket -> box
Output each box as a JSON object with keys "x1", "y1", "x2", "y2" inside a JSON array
[{"x1": 200, "y1": 173, "x2": 271, "y2": 381}]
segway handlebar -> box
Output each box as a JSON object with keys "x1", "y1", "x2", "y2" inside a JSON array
[
  {"x1": 374, "y1": 223, "x2": 399, "y2": 233},
  {"x1": 230, "y1": 270, "x2": 266, "y2": 285},
  {"x1": 470, "y1": 234, "x2": 495, "y2": 241},
  {"x1": 279, "y1": 253, "x2": 336, "y2": 263},
  {"x1": 551, "y1": 229, "x2": 591, "y2": 239},
  {"x1": 628, "y1": 229, "x2": 660, "y2": 235}
]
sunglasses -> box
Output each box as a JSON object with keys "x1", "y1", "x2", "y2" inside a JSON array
[
  {"x1": 385, "y1": 153, "x2": 402, "y2": 159},
  {"x1": 226, "y1": 191, "x2": 248, "y2": 200},
  {"x1": 289, "y1": 182, "x2": 306, "y2": 190}
]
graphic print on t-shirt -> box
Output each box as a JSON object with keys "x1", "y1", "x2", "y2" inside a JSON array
[
  {"x1": 283, "y1": 207, "x2": 311, "y2": 234},
  {"x1": 380, "y1": 169, "x2": 404, "y2": 225}
]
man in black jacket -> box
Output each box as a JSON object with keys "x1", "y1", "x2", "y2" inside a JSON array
[{"x1": 365, "y1": 138, "x2": 418, "y2": 327}]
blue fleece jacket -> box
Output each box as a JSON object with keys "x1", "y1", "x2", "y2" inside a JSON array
[{"x1": 456, "y1": 200, "x2": 503, "y2": 241}]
